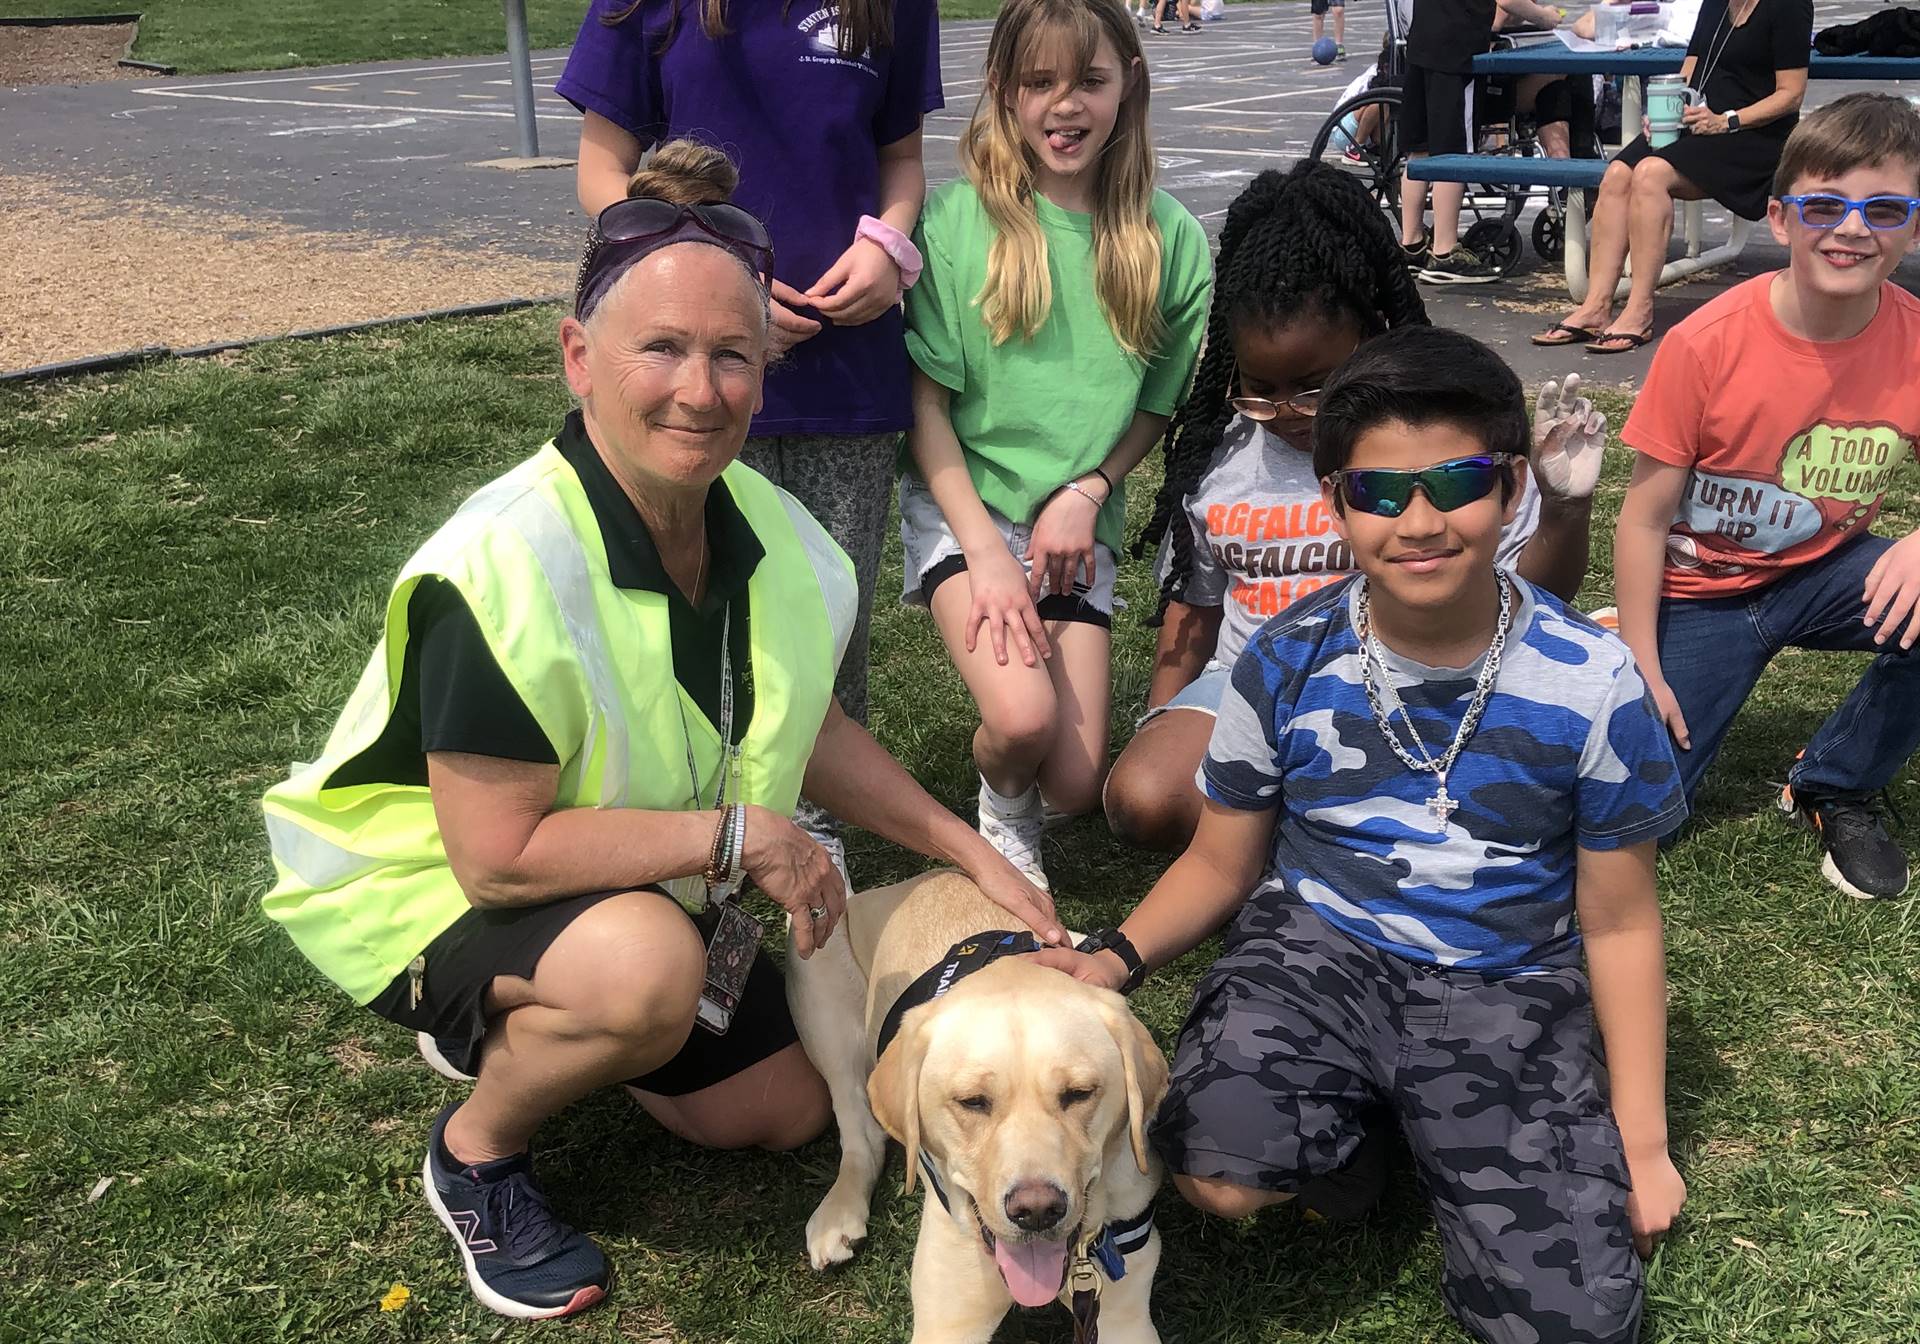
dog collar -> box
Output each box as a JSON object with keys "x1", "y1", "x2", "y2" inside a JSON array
[{"x1": 914, "y1": 1151, "x2": 1154, "y2": 1285}]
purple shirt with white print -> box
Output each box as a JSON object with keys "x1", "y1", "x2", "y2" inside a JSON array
[{"x1": 557, "y1": 0, "x2": 944, "y2": 435}]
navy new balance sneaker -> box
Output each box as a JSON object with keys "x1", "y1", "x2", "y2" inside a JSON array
[{"x1": 423, "y1": 1103, "x2": 610, "y2": 1318}]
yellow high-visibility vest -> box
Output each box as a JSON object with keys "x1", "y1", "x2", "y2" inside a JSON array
[{"x1": 260, "y1": 442, "x2": 855, "y2": 1004}]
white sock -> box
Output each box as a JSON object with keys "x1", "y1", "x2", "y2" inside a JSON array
[{"x1": 980, "y1": 775, "x2": 1041, "y2": 819}]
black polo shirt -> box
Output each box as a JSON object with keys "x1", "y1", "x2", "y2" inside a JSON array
[{"x1": 332, "y1": 412, "x2": 763, "y2": 789}]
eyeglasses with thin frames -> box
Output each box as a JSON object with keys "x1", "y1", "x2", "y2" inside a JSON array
[{"x1": 1226, "y1": 361, "x2": 1323, "y2": 421}]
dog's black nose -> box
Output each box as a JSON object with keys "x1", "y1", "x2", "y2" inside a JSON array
[{"x1": 1003, "y1": 1181, "x2": 1069, "y2": 1232}]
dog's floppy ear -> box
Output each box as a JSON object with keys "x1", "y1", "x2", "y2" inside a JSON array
[
  {"x1": 1098, "y1": 998, "x2": 1170, "y2": 1175},
  {"x1": 868, "y1": 1013, "x2": 928, "y2": 1194}
]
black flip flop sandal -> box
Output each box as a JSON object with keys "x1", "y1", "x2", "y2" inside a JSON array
[
  {"x1": 1530, "y1": 322, "x2": 1600, "y2": 347},
  {"x1": 1585, "y1": 328, "x2": 1654, "y2": 354}
]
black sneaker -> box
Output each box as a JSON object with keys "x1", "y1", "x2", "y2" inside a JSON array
[
  {"x1": 423, "y1": 1103, "x2": 611, "y2": 1318},
  {"x1": 1419, "y1": 244, "x2": 1501, "y2": 285},
  {"x1": 1780, "y1": 776, "x2": 1910, "y2": 900},
  {"x1": 1401, "y1": 237, "x2": 1431, "y2": 271}
]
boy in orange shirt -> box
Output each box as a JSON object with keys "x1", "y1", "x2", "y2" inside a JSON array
[{"x1": 1615, "y1": 94, "x2": 1920, "y2": 899}]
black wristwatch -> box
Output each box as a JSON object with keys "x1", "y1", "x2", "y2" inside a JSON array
[
  {"x1": 1725, "y1": 109, "x2": 1742, "y2": 132},
  {"x1": 1078, "y1": 928, "x2": 1147, "y2": 995}
]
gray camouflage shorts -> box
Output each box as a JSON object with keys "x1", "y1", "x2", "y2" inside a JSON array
[{"x1": 1154, "y1": 897, "x2": 1644, "y2": 1344}]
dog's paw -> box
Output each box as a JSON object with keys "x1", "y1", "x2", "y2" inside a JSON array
[{"x1": 805, "y1": 1190, "x2": 870, "y2": 1271}]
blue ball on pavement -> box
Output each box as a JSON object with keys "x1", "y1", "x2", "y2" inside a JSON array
[{"x1": 1311, "y1": 36, "x2": 1338, "y2": 64}]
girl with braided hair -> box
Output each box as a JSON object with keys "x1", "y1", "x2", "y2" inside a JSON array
[{"x1": 1104, "y1": 160, "x2": 1606, "y2": 851}]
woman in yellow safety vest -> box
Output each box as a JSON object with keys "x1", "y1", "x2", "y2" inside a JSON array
[{"x1": 258, "y1": 140, "x2": 1058, "y2": 1323}]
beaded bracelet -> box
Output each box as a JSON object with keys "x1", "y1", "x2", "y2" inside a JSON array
[{"x1": 704, "y1": 804, "x2": 738, "y2": 890}]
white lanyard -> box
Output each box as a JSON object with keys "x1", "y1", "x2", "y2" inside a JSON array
[{"x1": 1694, "y1": 0, "x2": 1754, "y2": 105}]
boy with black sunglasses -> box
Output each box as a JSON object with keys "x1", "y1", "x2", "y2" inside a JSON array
[
  {"x1": 1040, "y1": 325, "x2": 1687, "y2": 1343},
  {"x1": 1614, "y1": 93, "x2": 1920, "y2": 900}
]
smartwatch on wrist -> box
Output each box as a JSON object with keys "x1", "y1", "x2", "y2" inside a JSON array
[
  {"x1": 1077, "y1": 928, "x2": 1147, "y2": 995},
  {"x1": 1725, "y1": 110, "x2": 1742, "y2": 132}
]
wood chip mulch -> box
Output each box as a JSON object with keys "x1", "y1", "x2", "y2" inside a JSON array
[
  {"x1": 0, "y1": 23, "x2": 144, "y2": 87},
  {"x1": 1, "y1": 176, "x2": 572, "y2": 372}
]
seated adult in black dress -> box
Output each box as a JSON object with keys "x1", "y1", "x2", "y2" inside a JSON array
[{"x1": 1533, "y1": 0, "x2": 1811, "y2": 352}]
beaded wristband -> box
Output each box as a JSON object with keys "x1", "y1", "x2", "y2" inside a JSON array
[{"x1": 704, "y1": 804, "x2": 736, "y2": 889}]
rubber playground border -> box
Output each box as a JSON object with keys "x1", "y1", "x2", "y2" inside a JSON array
[
  {"x1": 0, "y1": 295, "x2": 565, "y2": 386},
  {"x1": 0, "y1": 11, "x2": 176, "y2": 74}
]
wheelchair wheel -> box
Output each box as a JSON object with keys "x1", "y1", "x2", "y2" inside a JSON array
[
  {"x1": 1309, "y1": 89, "x2": 1405, "y2": 221},
  {"x1": 1532, "y1": 205, "x2": 1564, "y2": 265},
  {"x1": 1462, "y1": 218, "x2": 1523, "y2": 276}
]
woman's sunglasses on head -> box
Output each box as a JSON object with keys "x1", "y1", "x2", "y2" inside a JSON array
[
  {"x1": 575, "y1": 197, "x2": 776, "y2": 320},
  {"x1": 1777, "y1": 193, "x2": 1920, "y2": 231},
  {"x1": 1327, "y1": 453, "x2": 1515, "y2": 518}
]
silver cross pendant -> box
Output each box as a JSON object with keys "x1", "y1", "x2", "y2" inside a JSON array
[{"x1": 1426, "y1": 790, "x2": 1459, "y2": 826}]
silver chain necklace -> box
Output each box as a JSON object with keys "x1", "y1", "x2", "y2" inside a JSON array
[{"x1": 1356, "y1": 571, "x2": 1513, "y2": 829}]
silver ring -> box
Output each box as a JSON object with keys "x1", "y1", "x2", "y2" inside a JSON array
[{"x1": 807, "y1": 904, "x2": 828, "y2": 921}]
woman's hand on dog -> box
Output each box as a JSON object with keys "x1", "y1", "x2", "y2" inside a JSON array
[
  {"x1": 740, "y1": 805, "x2": 847, "y2": 957},
  {"x1": 1026, "y1": 945, "x2": 1130, "y2": 992}
]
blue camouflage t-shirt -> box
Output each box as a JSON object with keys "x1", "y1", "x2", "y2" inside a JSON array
[{"x1": 1201, "y1": 576, "x2": 1686, "y2": 973}]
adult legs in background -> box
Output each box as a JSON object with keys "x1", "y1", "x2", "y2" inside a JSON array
[
  {"x1": 1543, "y1": 158, "x2": 1635, "y2": 339},
  {"x1": 1604, "y1": 155, "x2": 1707, "y2": 345},
  {"x1": 1548, "y1": 153, "x2": 1705, "y2": 349}
]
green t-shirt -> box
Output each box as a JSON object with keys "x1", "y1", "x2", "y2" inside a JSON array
[{"x1": 904, "y1": 180, "x2": 1213, "y2": 556}]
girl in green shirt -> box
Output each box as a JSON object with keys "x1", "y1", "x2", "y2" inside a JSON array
[{"x1": 901, "y1": 0, "x2": 1211, "y2": 890}]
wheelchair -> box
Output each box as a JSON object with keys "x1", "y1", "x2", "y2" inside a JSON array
[{"x1": 1307, "y1": 29, "x2": 1599, "y2": 276}]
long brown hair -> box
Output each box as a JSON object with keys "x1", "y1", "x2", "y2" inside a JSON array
[
  {"x1": 601, "y1": 0, "x2": 893, "y2": 61},
  {"x1": 960, "y1": 0, "x2": 1163, "y2": 360}
]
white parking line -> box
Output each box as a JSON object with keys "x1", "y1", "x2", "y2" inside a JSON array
[{"x1": 130, "y1": 88, "x2": 579, "y2": 121}]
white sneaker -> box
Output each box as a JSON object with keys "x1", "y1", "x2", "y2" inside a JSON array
[
  {"x1": 804, "y1": 824, "x2": 855, "y2": 904},
  {"x1": 978, "y1": 778, "x2": 1050, "y2": 892},
  {"x1": 417, "y1": 1032, "x2": 475, "y2": 1082}
]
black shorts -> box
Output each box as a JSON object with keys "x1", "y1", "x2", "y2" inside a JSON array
[
  {"x1": 1310, "y1": 0, "x2": 1344, "y2": 14},
  {"x1": 1401, "y1": 62, "x2": 1476, "y2": 156},
  {"x1": 365, "y1": 888, "x2": 799, "y2": 1098},
  {"x1": 1531, "y1": 74, "x2": 1573, "y2": 126},
  {"x1": 919, "y1": 553, "x2": 1112, "y2": 629}
]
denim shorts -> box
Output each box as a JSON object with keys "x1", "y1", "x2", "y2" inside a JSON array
[
  {"x1": 1137, "y1": 661, "x2": 1230, "y2": 729},
  {"x1": 898, "y1": 474, "x2": 1118, "y2": 619}
]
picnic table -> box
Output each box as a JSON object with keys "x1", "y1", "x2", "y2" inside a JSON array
[
  {"x1": 1411, "y1": 41, "x2": 1920, "y2": 300},
  {"x1": 1474, "y1": 44, "x2": 1920, "y2": 151}
]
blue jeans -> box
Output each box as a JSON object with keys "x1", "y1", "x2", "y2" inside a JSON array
[{"x1": 1658, "y1": 534, "x2": 1920, "y2": 804}]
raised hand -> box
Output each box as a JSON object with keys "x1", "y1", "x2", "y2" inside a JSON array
[{"x1": 1533, "y1": 373, "x2": 1606, "y2": 501}]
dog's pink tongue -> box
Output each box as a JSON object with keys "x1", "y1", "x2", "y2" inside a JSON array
[{"x1": 994, "y1": 1236, "x2": 1071, "y2": 1308}]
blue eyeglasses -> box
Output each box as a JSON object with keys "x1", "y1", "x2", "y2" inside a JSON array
[{"x1": 1777, "y1": 193, "x2": 1920, "y2": 231}]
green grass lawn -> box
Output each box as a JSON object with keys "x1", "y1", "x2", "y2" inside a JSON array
[
  {"x1": 0, "y1": 0, "x2": 591, "y2": 75},
  {"x1": 2, "y1": 309, "x2": 1917, "y2": 1344},
  {"x1": 0, "y1": 0, "x2": 1008, "y2": 75}
]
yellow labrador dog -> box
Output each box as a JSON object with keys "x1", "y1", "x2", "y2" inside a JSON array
[{"x1": 787, "y1": 870, "x2": 1168, "y2": 1344}]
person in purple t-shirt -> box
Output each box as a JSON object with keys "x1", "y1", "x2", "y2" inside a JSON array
[{"x1": 559, "y1": 0, "x2": 943, "y2": 886}]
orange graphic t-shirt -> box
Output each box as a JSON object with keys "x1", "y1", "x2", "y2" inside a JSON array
[{"x1": 1622, "y1": 273, "x2": 1920, "y2": 600}]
